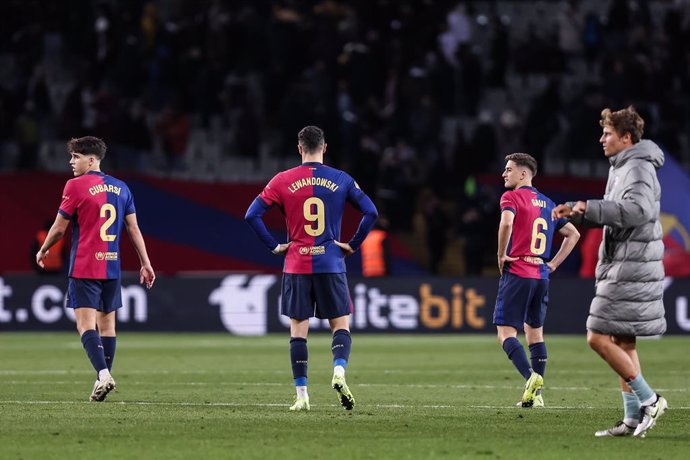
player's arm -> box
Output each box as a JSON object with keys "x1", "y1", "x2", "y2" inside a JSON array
[
  {"x1": 35, "y1": 214, "x2": 70, "y2": 268},
  {"x1": 337, "y1": 190, "x2": 378, "y2": 256},
  {"x1": 546, "y1": 222, "x2": 580, "y2": 273},
  {"x1": 244, "y1": 197, "x2": 289, "y2": 254},
  {"x1": 497, "y1": 210, "x2": 518, "y2": 275},
  {"x1": 124, "y1": 213, "x2": 155, "y2": 289},
  {"x1": 581, "y1": 169, "x2": 656, "y2": 229}
]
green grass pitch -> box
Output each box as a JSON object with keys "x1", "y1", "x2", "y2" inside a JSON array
[{"x1": 1, "y1": 333, "x2": 688, "y2": 459}]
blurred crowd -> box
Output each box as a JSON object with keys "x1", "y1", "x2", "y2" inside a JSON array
[{"x1": 2, "y1": 0, "x2": 690, "y2": 274}]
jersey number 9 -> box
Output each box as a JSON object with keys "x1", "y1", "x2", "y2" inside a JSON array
[{"x1": 303, "y1": 197, "x2": 325, "y2": 236}]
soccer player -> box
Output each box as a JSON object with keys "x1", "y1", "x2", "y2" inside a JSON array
[
  {"x1": 245, "y1": 126, "x2": 377, "y2": 411},
  {"x1": 36, "y1": 136, "x2": 155, "y2": 402},
  {"x1": 553, "y1": 106, "x2": 667, "y2": 438},
  {"x1": 495, "y1": 153, "x2": 580, "y2": 407}
]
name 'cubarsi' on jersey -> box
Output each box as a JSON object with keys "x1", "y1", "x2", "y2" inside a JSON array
[{"x1": 88, "y1": 183, "x2": 122, "y2": 196}]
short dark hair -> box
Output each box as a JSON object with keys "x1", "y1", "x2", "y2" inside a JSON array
[
  {"x1": 600, "y1": 106, "x2": 644, "y2": 144},
  {"x1": 505, "y1": 152, "x2": 538, "y2": 176},
  {"x1": 298, "y1": 126, "x2": 325, "y2": 153},
  {"x1": 66, "y1": 136, "x2": 107, "y2": 160}
]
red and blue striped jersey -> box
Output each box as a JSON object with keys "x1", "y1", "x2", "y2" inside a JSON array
[
  {"x1": 58, "y1": 171, "x2": 136, "y2": 279},
  {"x1": 246, "y1": 162, "x2": 378, "y2": 274},
  {"x1": 500, "y1": 186, "x2": 567, "y2": 279}
]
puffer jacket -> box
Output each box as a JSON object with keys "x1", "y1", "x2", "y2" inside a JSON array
[{"x1": 570, "y1": 139, "x2": 666, "y2": 336}]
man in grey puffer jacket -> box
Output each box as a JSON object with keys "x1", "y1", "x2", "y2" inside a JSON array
[{"x1": 553, "y1": 106, "x2": 668, "y2": 438}]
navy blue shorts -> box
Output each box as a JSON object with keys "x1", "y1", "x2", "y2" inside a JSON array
[
  {"x1": 65, "y1": 278, "x2": 122, "y2": 313},
  {"x1": 281, "y1": 273, "x2": 352, "y2": 320},
  {"x1": 493, "y1": 271, "x2": 549, "y2": 330}
]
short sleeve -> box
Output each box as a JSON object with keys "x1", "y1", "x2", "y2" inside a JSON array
[
  {"x1": 125, "y1": 187, "x2": 136, "y2": 215},
  {"x1": 499, "y1": 191, "x2": 516, "y2": 214},
  {"x1": 58, "y1": 180, "x2": 78, "y2": 219}
]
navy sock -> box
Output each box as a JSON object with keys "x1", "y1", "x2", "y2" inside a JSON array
[
  {"x1": 529, "y1": 342, "x2": 547, "y2": 378},
  {"x1": 502, "y1": 337, "x2": 532, "y2": 380},
  {"x1": 290, "y1": 337, "x2": 308, "y2": 386},
  {"x1": 80, "y1": 330, "x2": 107, "y2": 373},
  {"x1": 331, "y1": 329, "x2": 352, "y2": 368},
  {"x1": 101, "y1": 336, "x2": 117, "y2": 371}
]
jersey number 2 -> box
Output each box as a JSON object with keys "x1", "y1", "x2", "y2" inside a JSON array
[
  {"x1": 530, "y1": 217, "x2": 547, "y2": 255},
  {"x1": 303, "y1": 197, "x2": 325, "y2": 236},
  {"x1": 100, "y1": 203, "x2": 117, "y2": 242}
]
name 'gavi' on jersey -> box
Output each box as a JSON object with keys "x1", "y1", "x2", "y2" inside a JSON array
[
  {"x1": 499, "y1": 186, "x2": 567, "y2": 279},
  {"x1": 245, "y1": 162, "x2": 378, "y2": 274},
  {"x1": 58, "y1": 171, "x2": 135, "y2": 279}
]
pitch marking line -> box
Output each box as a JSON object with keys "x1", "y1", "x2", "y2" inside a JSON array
[
  {"x1": 0, "y1": 380, "x2": 687, "y2": 394},
  {"x1": 1, "y1": 400, "x2": 690, "y2": 411}
]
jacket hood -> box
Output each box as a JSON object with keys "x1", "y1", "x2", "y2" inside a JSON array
[{"x1": 610, "y1": 139, "x2": 665, "y2": 169}]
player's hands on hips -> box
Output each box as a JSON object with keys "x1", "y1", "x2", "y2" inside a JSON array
[
  {"x1": 334, "y1": 240, "x2": 355, "y2": 256},
  {"x1": 140, "y1": 265, "x2": 156, "y2": 289},
  {"x1": 35, "y1": 250, "x2": 48, "y2": 268},
  {"x1": 497, "y1": 254, "x2": 518, "y2": 275},
  {"x1": 547, "y1": 261, "x2": 556, "y2": 273},
  {"x1": 273, "y1": 242, "x2": 291, "y2": 255}
]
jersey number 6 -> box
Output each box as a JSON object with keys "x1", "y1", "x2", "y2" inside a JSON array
[{"x1": 530, "y1": 217, "x2": 547, "y2": 255}]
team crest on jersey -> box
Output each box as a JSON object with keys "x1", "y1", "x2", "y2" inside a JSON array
[{"x1": 299, "y1": 246, "x2": 325, "y2": 255}]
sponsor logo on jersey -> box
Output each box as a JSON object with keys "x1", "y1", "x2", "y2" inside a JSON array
[
  {"x1": 299, "y1": 246, "x2": 325, "y2": 256},
  {"x1": 95, "y1": 252, "x2": 118, "y2": 260}
]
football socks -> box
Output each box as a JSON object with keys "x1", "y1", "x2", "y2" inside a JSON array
[
  {"x1": 80, "y1": 329, "x2": 108, "y2": 373},
  {"x1": 502, "y1": 337, "x2": 532, "y2": 380},
  {"x1": 101, "y1": 336, "x2": 116, "y2": 371},
  {"x1": 622, "y1": 391, "x2": 641, "y2": 427},
  {"x1": 331, "y1": 329, "x2": 351, "y2": 368},
  {"x1": 626, "y1": 373, "x2": 655, "y2": 405},
  {"x1": 290, "y1": 337, "x2": 308, "y2": 387},
  {"x1": 528, "y1": 342, "x2": 547, "y2": 378}
]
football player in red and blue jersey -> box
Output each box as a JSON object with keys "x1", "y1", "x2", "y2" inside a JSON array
[
  {"x1": 36, "y1": 136, "x2": 155, "y2": 402},
  {"x1": 245, "y1": 126, "x2": 377, "y2": 411},
  {"x1": 494, "y1": 153, "x2": 579, "y2": 407}
]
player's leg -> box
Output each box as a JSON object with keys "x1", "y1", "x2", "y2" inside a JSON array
[
  {"x1": 315, "y1": 273, "x2": 355, "y2": 410},
  {"x1": 329, "y1": 315, "x2": 354, "y2": 410},
  {"x1": 494, "y1": 273, "x2": 533, "y2": 383},
  {"x1": 98, "y1": 313, "x2": 117, "y2": 372},
  {"x1": 613, "y1": 335, "x2": 667, "y2": 437},
  {"x1": 524, "y1": 279, "x2": 548, "y2": 407},
  {"x1": 67, "y1": 278, "x2": 113, "y2": 401},
  {"x1": 88, "y1": 279, "x2": 121, "y2": 401},
  {"x1": 281, "y1": 274, "x2": 312, "y2": 411},
  {"x1": 98, "y1": 278, "x2": 121, "y2": 374},
  {"x1": 525, "y1": 324, "x2": 545, "y2": 407},
  {"x1": 587, "y1": 331, "x2": 667, "y2": 436},
  {"x1": 289, "y1": 318, "x2": 310, "y2": 411}
]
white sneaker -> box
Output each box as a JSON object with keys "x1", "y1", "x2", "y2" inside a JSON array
[
  {"x1": 289, "y1": 395, "x2": 310, "y2": 411},
  {"x1": 594, "y1": 421, "x2": 635, "y2": 437},
  {"x1": 633, "y1": 394, "x2": 668, "y2": 437},
  {"x1": 89, "y1": 376, "x2": 116, "y2": 402}
]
